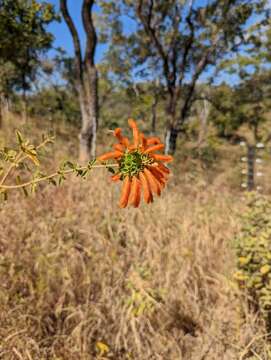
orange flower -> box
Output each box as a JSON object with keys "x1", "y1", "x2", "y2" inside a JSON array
[{"x1": 98, "y1": 119, "x2": 173, "y2": 208}]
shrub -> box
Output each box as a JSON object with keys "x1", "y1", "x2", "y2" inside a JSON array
[
  {"x1": 191, "y1": 143, "x2": 218, "y2": 168},
  {"x1": 235, "y1": 193, "x2": 271, "y2": 329}
]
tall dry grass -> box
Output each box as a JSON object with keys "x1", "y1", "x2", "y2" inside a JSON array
[{"x1": 0, "y1": 118, "x2": 270, "y2": 359}]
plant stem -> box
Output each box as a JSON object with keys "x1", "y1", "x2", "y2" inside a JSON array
[
  {"x1": 0, "y1": 151, "x2": 23, "y2": 187},
  {"x1": 0, "y1": 164, "x2": 118, "y2": 190},
  {"x1": 0, "y1": 137, "x2": 52, "y2": 187}
]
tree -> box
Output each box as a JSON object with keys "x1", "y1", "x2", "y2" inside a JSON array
[
  {"x1": 60, "y1": 0, "x2": 98, "y2": 161},
  {"x1": 100, "y1": 0, "x2": 269, "y2": 154},
  {"x1": 210, "y1": 76, "x2": 270, "y2": 141},
  {"x1": 0, "y1": 0, "x2": 57, "y2": 121},
  {"x1": 0, "y1": 61, "x2": 18, "y2": 126},
  {"x1": 209, "y1": 72, "x2": 271, "y2": 190},
  {"x1": 195, "y1": 95, "x2": 211, "y2": 148}
]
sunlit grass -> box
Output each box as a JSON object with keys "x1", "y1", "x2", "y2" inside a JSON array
[{"x1": 0, "y1": 116, "x2": 270, "y2": 359}]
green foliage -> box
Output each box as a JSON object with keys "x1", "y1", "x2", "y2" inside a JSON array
[
  {"x1": 210, "y1": 71, "x2": 271, "y2": 139},
  {"x1": 99, "y1": 0, "x2": 268, "y2": 143},
  {"x1": 28, "y1": 86, "x2": 81, "y2": 125},
  {"x1": 219, "y1": 15, "x2": 271, "y2": 79},
  {"x1": 0, "y1": 130, "x2": 102, "y2": 200},
  {"x1": 235, "y1": 194, "x2": 271, "y2": 329},
  {"x1": 190, "y1": 143, "x2": 218, "y2": 169},
  {"x1": 0, "y1": 0, "x2": 58, "y2": 95},
  {"x1": 0, "y1": 61, "x2": 18, "y2": 97},
  {"x1": 0, "y1": 0, "x2": 57, "y2": 61}
]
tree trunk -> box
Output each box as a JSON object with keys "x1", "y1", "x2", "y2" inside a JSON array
[
  {"x1": 78, "y1": 65, "x2": 98, "y2": 163},
  {"x1": 22, "y1": 89, "x2": 28, "y2": 123},
  {"x1": 165, "y1": 125, "x2": 178, "y2": 155},
  {"x1": 60, "y1": 0, "x2": 98, "y2": 163},
  {"x1": 164, "y1": 88, "x2": 179, "y2": 154},
  {"x1": 21, "y1": 72, "x2": 28, "y2": 123},
  {"x1": 87, "y1": 65, "x2": 98, "y2": 159},
  {"x1": 197, "y1": 99, "x2": 209, "y2": 147},
  {"x1": 78, "y1": 91, "x2": 91, "y2": 163},
  {"x1": 151, "y1": 95, "x2": 158, "y2": 135},
  {"x1": 0, "y1": 94, "x2": 3, "y2": 129}
]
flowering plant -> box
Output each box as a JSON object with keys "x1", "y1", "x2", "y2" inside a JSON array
[
  {"x1": 98, "y1": 119, "x2": 173, "y2": 208},
  {"x1": 0, "y1": 119, "x2": 173, "y2": 207}
]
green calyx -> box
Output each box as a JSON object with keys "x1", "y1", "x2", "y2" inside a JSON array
[{"x1": 119, "y1": 150, "x2": 154, "y2": 178}]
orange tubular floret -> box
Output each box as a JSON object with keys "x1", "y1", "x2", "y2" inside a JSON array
[
  {"x1": 128, "y1": 118, "x2": 140, "y2": 147},
  {"x1": 122, "y1": 137, "x2": 130, "y2": 147},
  {"x1": 114, "y1": 128, "x2": 123, "y2": 142},
  {"x1": 149, "y1": 165, "x2": 167, "y2": 177},
  {"x1": 144, "y1": 144, "x2": 165, "y2": 154},
  {"x1": 111, "y1": 174, "x2": 121, "y2": 182},
  {"x1": 157, "y1": 162, "x2": 170, "y2": 174},
  {"x1": 139, "y1": 171, "x2": 153, "y2": 204},
  {"x1": 98, "y1": 150, "x2": 123, "y2": 161},
  {"x1": 146, "y1": 137, "x2": 161, "y2": 145},
  {"x1": 148, "y1": 166, "x2": 167, "y2": 188},
  {"x1": 119, "y1": 176, "x2": 131, "y2": 208},
  {"x1": 129, "y1": 176, "x2": 141, "y2": 208},
  {"x1": 113, "y1": 143, "x2": 125, "y2": 152},
  {"x1": 140, "y1": 133, "x2": 147, "y2": 151},
  {"x1": 128, "y1": 144, "x2": 137, "y2": 151},
  {"x1": 114, "y1": 128, "x2": 129, "y2": 147},
  {"x1": 151, "y1": 154, "x2": 173, "y2": 163},
  {"x1": 144, "y1": 168, "x2": 161, "y2": 196},
  {"x1": 148, "y1": 166, "x2": 167, "y2": 185}
]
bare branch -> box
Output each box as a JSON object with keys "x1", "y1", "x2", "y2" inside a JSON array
[
  {"x1": 178, "y1": 9, "x2": 195, "y2": 87},
  {"x1": 82, "y1": 0, "x2": 97, "y2": 66},
  {"x1": 179, "y1": 27, "x2": 220, "y2": 128},
  {"x1": 136, "y1": 0, "x2": 172, "y2": 93},
  {"x1": 60, "y1": 0, "x2": 83, "y2": 82}
]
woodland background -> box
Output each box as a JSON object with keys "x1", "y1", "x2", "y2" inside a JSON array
[{"x1": 1, "y1": 0, "x2": 271, "y2": 359}]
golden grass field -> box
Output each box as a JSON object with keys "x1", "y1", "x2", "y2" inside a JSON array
[{"x1": 0, "y1": 117, "x2": 270, "y2": 359}]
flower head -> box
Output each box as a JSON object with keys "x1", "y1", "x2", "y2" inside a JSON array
[{"x1": 98, "y1": 119, "x2": 173, "y2": 208}]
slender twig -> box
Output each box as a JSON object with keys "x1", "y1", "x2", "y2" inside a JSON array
[
  {"x1": 239, "y1": 332, "x2": 271, "y2": 360},
  {"x1": 0, "y1": 164, "x2": 118, "y2": 191},
  {"x1": 0, "y1": 137, "x2": 52, "y2": 187},
  {"x1": 0, "y1": 151, "x2": 23, "y2": 187}
]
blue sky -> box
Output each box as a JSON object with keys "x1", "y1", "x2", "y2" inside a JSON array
[
  {"x1": 46, "y1": 0, "x2": 267, "y2": 86},
  {"x1": 47, "y1": 0, "x2": 105, "y2": 61},
  {"x1": 47, "y1": 0, "x2": 208, "y2": 62}
]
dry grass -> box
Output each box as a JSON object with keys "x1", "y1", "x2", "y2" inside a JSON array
[{"x1": 0, "y1": 117, "x2": 270, "y2": 359}]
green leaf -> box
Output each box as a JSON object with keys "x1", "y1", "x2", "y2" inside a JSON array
[
  {"x1": 63, "y1": 160, "x2": 75, "y2": 170},
  {"x1": 107, "y1": 166, "x2": 116, "y2": 174},
  {"x1": 0, "y1": 191, "x2": 8, "y2": 202},
  {"x1": 16, "y1": 175, "x2": 21, "y2": 185},
  {"x1": 48, "y1": 178, "x2": 57, "y2": 186},
  {"x1": 22, "y1": 186, "x2": 29, "y2": 197},
  {"x1": 16, "y1": 130, "x2": 24, "y2": 145},
  {"x1": 27, "y1": 153, "x2": 40, "y2": 166},
  {"x1": 260, "y1": 265, "x2": 271, "y2": 275}
]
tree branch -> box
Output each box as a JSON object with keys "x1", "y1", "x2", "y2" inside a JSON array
[
  {"x1": 60, "y1": 0, "x2": 83, "y2": 82},
  {"x1": 82, "y1": 0, "x2": 97, "y2": 66},
  {"x1": 178, "y1": 10, "x2": 195, "y2": 87},
  {"x1": 136, "y1": 0, "x2": 172, "y2": 93},
  {"x1": 179, "y1": 37, "x2": 219, "y2": 128}
]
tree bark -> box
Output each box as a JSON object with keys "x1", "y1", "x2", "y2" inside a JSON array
[
  {"x1": 60, "y1": 0, "x2": 98, "y2": 162},
  {"x1": 165, "y1": 125, "x2": 178, "y2": 154},
  {"x1": 197, "y1": 99, "x2": 209, "y2": 147},
  {"x1": 164, "y1": 87, "x2": 179, "y2": 154},
  {"x1": 79, "y1": 65, "x2": 98, "y2": 162},
  {"x1": 151, "y1": 95, "x2": 158, "y2": 135},
  {"x1": 0, "y1": 94, "x2": 3, "y2": 129},
  {"x1": 22, "y1": 89, "x2": 27, "y2": 124}
]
